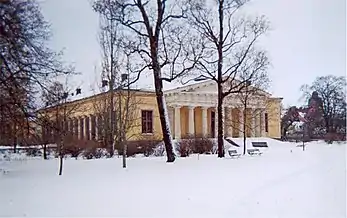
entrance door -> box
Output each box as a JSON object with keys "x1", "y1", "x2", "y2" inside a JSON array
[{"x1": 211, "y1": 111, "x2": 215, "y2": 138}]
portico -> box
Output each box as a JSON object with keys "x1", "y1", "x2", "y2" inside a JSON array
[{"x1": 164, "y1": 81, "x2": 272, "y2": 139}]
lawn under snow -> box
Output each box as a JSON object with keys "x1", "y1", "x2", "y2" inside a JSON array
[{"x1": 0, "y1": 139, "x2": 346, "y2": 218}]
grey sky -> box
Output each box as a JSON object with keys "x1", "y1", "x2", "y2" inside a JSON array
[{"x1": 40, "y1": 0, "x2": 346, "y2": 107}]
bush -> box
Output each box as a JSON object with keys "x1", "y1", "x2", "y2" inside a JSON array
[
  {"x1": 176, "y1": 139, "x2": 193, "y2": 157},
  {"x1": 178, "y1": 135, "x2": 214, "y2": 155},
  {"x1": 62, "y1": 144, "x2": 83, "y2": 158},
  {"x1": 58, "y1": 135, "x2": 105, "y2": 159},
  {"x1": 137, "y1": 140, "x2": 160, "y2": 157},
  {"x1": 324, "y1": 133, "x2": 346, "y2": 144},
  {"x1": 116, "y1": 140, "x2": 160, "y2": 157},
  {"x1": 192, "y1": 137, "x2": 214, "y2": 154},
  {"x1": 26, "y1": 147, "x2": 42, "y2": 157},
  {"x1": 82, "y1": 147, "x2": 105, "y2": 159},
  {"x1": 153, "y1": 142, "x2": 166, "y2": 157}
]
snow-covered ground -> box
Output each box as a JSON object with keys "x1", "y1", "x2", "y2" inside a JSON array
[{"x1": 0, "y1": 139, "x2": 346, "y2": 217}]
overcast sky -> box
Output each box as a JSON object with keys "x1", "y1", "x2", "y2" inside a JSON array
[{"x1": 39, "y1": 0, "x2": 346, "y2": 107}]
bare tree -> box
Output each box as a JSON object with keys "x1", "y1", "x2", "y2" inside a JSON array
[
  {"x1": 0, "y1": 0, "x2": 74, "y2": 148},
  {"x1": 91, "y1": 79, "x2": 142, "y2": 167},
  {"x1": 229, "y1": 69, "x2": 269, "y2": 154},
  {"x1": 96, "y1": 0, "x2": 121, "y2": 157},
  {"x1": 186, "y1": 0, "x2": 270, "y2": 157},
  {"x1": 93, "y1": 1, "x2": 147, "y2": 161},
  {"x1": 301, "y1": 75, "x2": 346, "y2": 135},
  {"x1": 39, "y1": 80, "x2": 82, "y2": 175},
  {"x1": 92, "y1": 0, "x2": 203, "y2": 162}
]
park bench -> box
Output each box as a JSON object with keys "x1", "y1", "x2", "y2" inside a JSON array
[
  {"x1": 251, "y1": 142, "x2": 268, "y2": 148},
  {"x1": 228, "y1": 149, "x2": 241, "y2": 158},
  {"x1": 0, "y1": 168, "x2": 9, "y2": 175},
  {"x1": 247, "y1": 148, "x2": 262, "y2": 156}
]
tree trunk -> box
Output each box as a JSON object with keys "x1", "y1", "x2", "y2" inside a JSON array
[
  {"x1": 217, "y1": 86, "x2": 224, "y2": 158},
  {"x1": 13, "y1": 136, "x2": 17, "y2": 153},
  {"x1": 217, "y1": 0, "x2": 224, "y2": 158},
  {"x1": 150, "y1": 37, "x2": 175, "y2": 162},
  {"x1": 122, "y1": 141, "x2": 127, "y2": 168},
  {"x1": 43, "y1": 144, "x2": 47, "y2": 160},
  {"x1": 58, "y1": 155, "x2": 63, "y2": 175},
  {"x1": 58, "y1": 135, "x2": 64, "y2": 175},
  {"x1": 155, "y1": 87, "x2": 175, "y2": 162},
  {"x1": 282, "y1": 127, "x2": 287, "y2": 140},
  {"x1": 243, "y1": 108, "x2": 247, "y2": 155}
]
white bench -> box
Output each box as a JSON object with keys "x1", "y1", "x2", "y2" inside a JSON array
[
  {"x1": 251, "y1": 142, "x2": 268, "y2": 147},
  {"x1": 247, "y1": 148, "x2": 263, "y2": 156},
  {"x1": 228, "y1": 149, "x2": 241, "y2": 158},
  {"x1": 0, "y1": 168, "x2": 10, "y2": 175}
]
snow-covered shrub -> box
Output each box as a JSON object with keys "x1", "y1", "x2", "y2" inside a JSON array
[
  {"x1": 119, "y1": 142, "x2": 138, "y2": 157},
  {"x1": 82, "y1": 147, "x2": 106, "y2": 159},
  {"x1": 178, "y1": 136, "x2": 214, "y2": 155},
  {"x1": 153, "y1": 142, "x2": 165, "y2": 156},
  {"x1": 0, "y1": 150, "x2": 27, "y2": 161},
  {"x1": 324, "y1": 133, "x2": 346, "y2": 144},
  {"x1": 138, "y1": 140, "x2": 161, "y2": 157},
  {"x1": 25, "y1": 147, "x2": 42, "y2": 157},
  {"x1": 192, "y1": 136, "x2": 214, "y2": 154},
  {"x1": 63, "y1": 144, "x2": 84, "y2": 158},
  {"x1": 176, "y1": 139, "x2": 193, "y2": 157},
  {"x1": 61, "y1": 135, "x2": 103, "y2": 159},
  {"x1": 117, "y1": 140, "x2": 160, "y2": 157}
]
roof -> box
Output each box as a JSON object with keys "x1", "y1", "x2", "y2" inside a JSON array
[
  {"x1": 37, "y1": 88, "x2": 155, "y2": 112},
  {"x1": 165, "y1": 77, "x2": 273, "y2": 97}
]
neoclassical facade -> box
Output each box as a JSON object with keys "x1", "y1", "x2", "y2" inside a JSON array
[
  {"x1": 165, "y1": 80, "x2": 282, "y2": 139},
  {"x1": 38, "y1": 80, "x2": 282, "y2": 144}
]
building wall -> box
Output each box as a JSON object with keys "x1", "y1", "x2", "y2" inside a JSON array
[
  {"x1": 194, "y1": 107, "x2": 203, "y2": 136},
  {"x1": 207, "y1": 108, "x2": 214, "y2": 137},
  {"x1": 128, "y1": 94, "x2": 162, "y2": 141},
  {"x1": 180, "y1": 107, "x2": 188, "y2": 137},
  {"x1": 266, "y1": 98, "x2": 282, "y2": 138},
  {"x1": 38, "y1": 91, "x2": 282, "y2": 143},
  {"x1": 232, "y1": 108, "x2": 239, "y2": 137}
]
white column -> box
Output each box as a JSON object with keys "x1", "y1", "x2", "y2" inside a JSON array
[
  {"x1": 168, "y1": 107, "x2": 174, "y2": 137},
  {"x1": 83, "y1": 116, "x2": 88, "y2": 140},
  {"x1": 95, "y1": 115, "x2": 99, "y2": 140},
  {"x1": 174, "y1": 106, "x2": 181, "y2": 139},
  {"x1": 66, "y1": 119, "x2": 71, "y2": 133},
  {"x1": 188, "y1": 106, "x2": 195, "y2": 136},
  {"x1": 260, "y1": 110, "x2": 266, "y2": 137},
  {"x1": 201, "y1": 106, "x2": 208, "y2": 137},
  {"x1": 226, "y1": 107, "x2": 233, "y2": 138},
  {"x1": 239, "y1": 108, "x2": 244, "y2": 137},
  {"x1": 222, "y1": 106, "x2": 225, "y2": 133},
  {"x1": 251, "y1": 109, "x2": 256, "y2": 137},
  {"x1": 214, "y1": 107, "x2": 218, "y2": 138},
  {"x1": 77, "y1": 117, "x2": 83, "y2": 139},
  {"x1": 255, "y1": 109, "x2": 260, "y2": 137},
  {"x1": 69, "y1": 119, "x2": 74, "y2": 134}
]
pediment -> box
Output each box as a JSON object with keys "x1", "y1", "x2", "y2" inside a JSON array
[
  {"x1": 182, "y1": 82, "x2": 218, "y2": 93},
  {"x1": 165, "y1": 80, "x2": 217, "y2": 94},
  {"x1": 165, "y1": 79, "x2": 271, "y2": 97}
]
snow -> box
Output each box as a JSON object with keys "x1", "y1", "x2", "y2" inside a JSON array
[{"x1": 0, "y1": 140, "x2": 346, "y2": 218}]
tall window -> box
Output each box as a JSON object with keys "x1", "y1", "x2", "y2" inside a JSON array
[
  {"x1": 265, "y1": 113, "x2": 269, "y2": 132},
  {"x1": 142, "y1": 110, "x2": 153, "y2": 134}
]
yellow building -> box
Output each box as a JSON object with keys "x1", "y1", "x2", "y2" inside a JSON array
[{"x1": 40, "y1": 80, "x2": 282, "y2": 142}]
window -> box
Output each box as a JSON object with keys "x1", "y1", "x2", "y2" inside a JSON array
[
  {"x1": 142, "y1": 110, "x2": 153, "y2": 134},
  {"x1": 265, "y1": 113, "x2": 269, "y2": 132}
]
